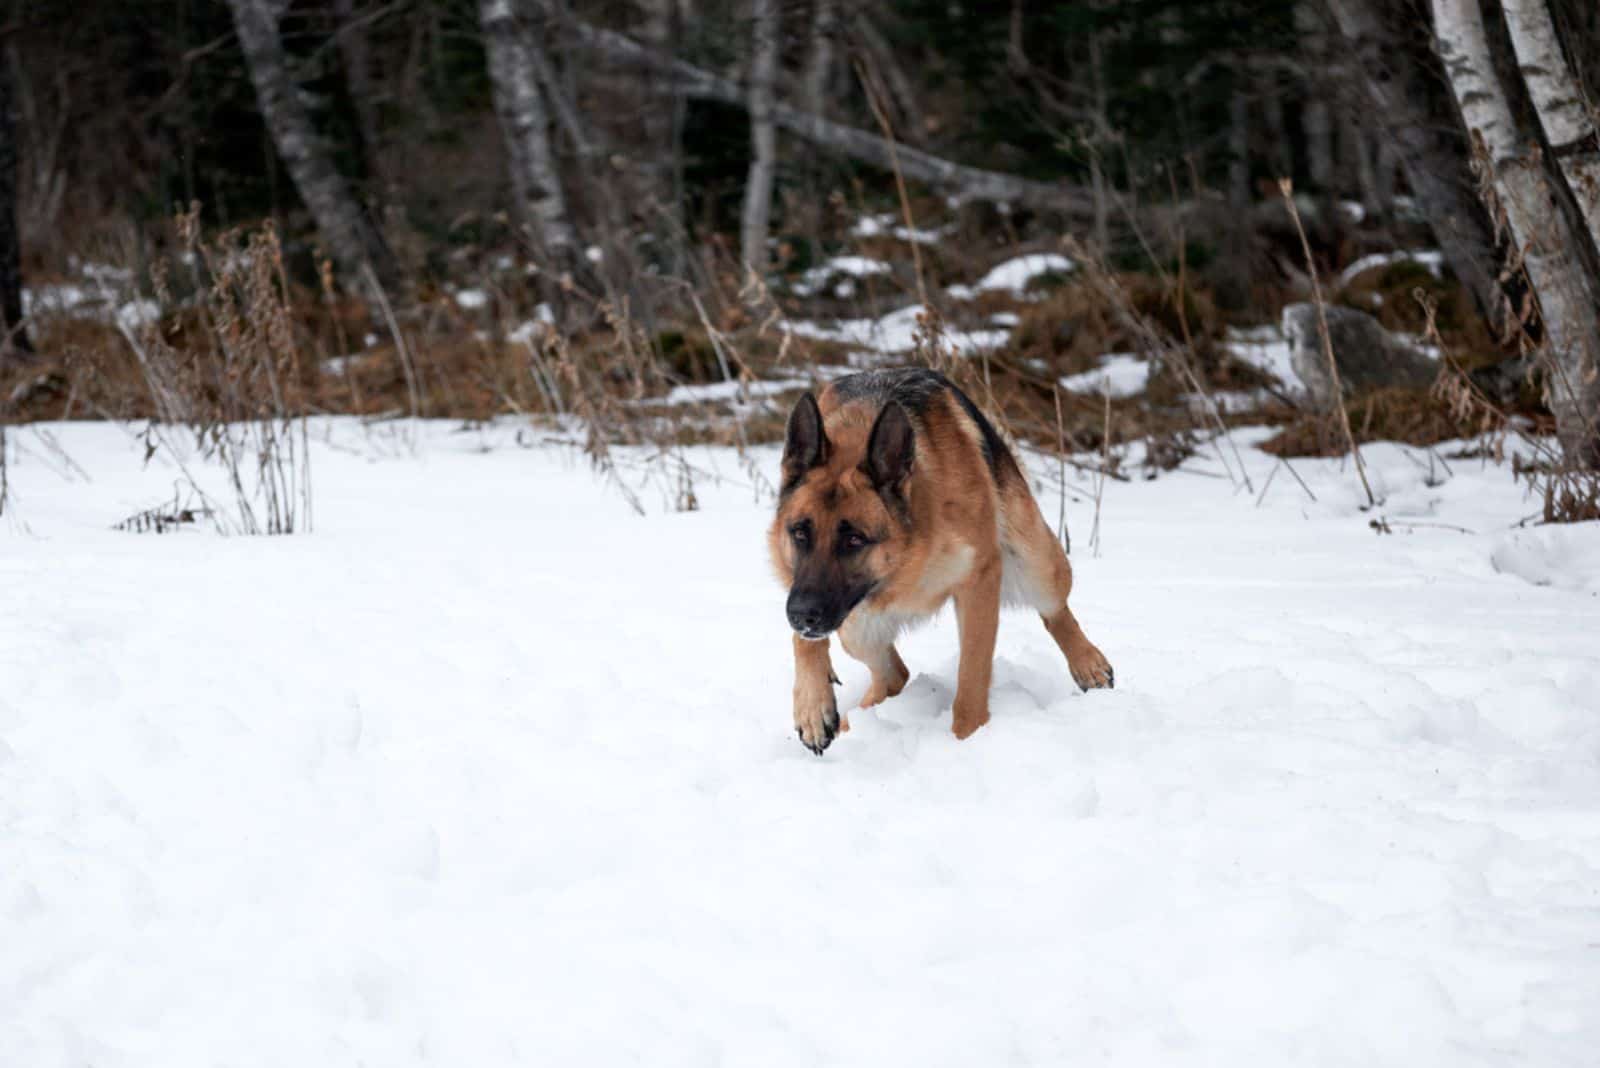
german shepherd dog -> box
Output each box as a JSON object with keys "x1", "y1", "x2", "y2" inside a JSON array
[{"x1": 770, "y1": 368, "x2": 1114, "y2": 754}]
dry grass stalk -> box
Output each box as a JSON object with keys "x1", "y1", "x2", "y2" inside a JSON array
[
  {"x1": 117, "y1": 208, "x2": 313, "y2": 535},
  {"x1": 1421, "y1": 291, "x2": 1600, "y2": 522},
  {"x1": 1277, "y1": 178, "x2": 1377, "y2": 509}
]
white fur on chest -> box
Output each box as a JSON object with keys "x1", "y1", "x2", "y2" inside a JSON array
[
  {"x1": 843, "y1": 606, "x2": 931, "y2": 649},
  {"x1": 917, "y1": 542, "x2": 975, "y2": 598}
]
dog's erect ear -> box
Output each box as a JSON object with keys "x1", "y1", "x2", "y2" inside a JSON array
[
  {"x1": 782, "y1": 391, "x2": 829, "y2": 485},
  {"x1": 863, "y1": 401, "x2": 915, "y2": 493}
]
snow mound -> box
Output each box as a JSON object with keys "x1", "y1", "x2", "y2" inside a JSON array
[
  {"x1": 1059, "y1": 353, "x2": 1150, "y2": 399},
  {"x1": 851, "y1": 212, "x2": 945, "y2": 245},
  {"x1": 653, "y1": 377, "x2": 810, "y2": 406},
  {"x1": 1337, "y1": 249, "x2": 1446, "y2": 292},
  {"x1": 1490, "y1": 522, "x2": 1600, "y2": 594},
  {"x1": 976, "y1": 252, "x2": 1076, "y2": 294},
  {"x1": 791, "y1": 255, "x2": 893, "y2": 298},
  {"x1": 787, "y1": 304, "x2": 1009, "y2": 357},
  {"x1": 1223, "y1": 325, "x2": 1302, "y2": 394}
]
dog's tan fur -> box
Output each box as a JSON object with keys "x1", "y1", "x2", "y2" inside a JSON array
[{"x1": 770, "y1": 370, "x2": 1112, "y2": 753}]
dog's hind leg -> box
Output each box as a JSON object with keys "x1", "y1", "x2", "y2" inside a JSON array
[
  {"x1": 838, "y1": 615, "x2": 910, "y2": 709},
  {"x1": 1001, "y1": 485, "x2": 1115, "y2": 692}
]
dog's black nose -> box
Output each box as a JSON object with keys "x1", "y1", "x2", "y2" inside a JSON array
[{"x1": 786, "y1": 591, "x2": 829, "y2": 635}]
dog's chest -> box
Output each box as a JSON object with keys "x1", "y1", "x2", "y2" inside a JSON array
[{"x1": 914, "y1": 542, "x2": 975, "y2": 601}]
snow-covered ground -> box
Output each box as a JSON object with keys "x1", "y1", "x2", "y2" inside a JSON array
[
  {"x1": 1059, "y1": 352, "x2": 1151, "y2": 399},
  {"x1": 787, "y1": 302, "x2": 1011, "y2": 358},
  {"x1": 4, "y1": 419, "x2": 1600, "y2": 1067}
]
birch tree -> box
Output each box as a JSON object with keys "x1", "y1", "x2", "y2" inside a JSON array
[
  {"x1": 1433, "y1": 0, "x2": 1600, "y2": 466},
  {"x1": 226, "y1": 0, "x2": 398, "y2": 297},
  {"x1": 1501, "y1": 0, "x2": 1600, "y2": 251},
  {"x1": 739, "y1": 0, "x2": 780, "y2": 275},
  {"x1": 801, "y1": 0, "x2": 839, "y2": 118},
  {"x1": 478, "y1": 0, "x2": 580, "y2": 274},
  {"x1": 1321, "y1": 0, "x2": 1510, "y2": 324}
]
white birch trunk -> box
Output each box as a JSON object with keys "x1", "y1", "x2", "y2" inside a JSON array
[
  {"x1": 802, "y1": 0, "x2": 838, "y2": 119},
  {"x1": 1502, "y1": 0, "x2": 1600, "y2": 251},
  {"x1": 226, "y1": 0, "x2": 397, "y2": 296},
  {"x1": 1434, "y1": 0, "x2": 1600, "y2": 464},
  {"x1": 739, "y1": 0, "x2": 780, "y2": 275},
  {"x1": 478, "y1": 0, "x2": 578, "y2": 268}
]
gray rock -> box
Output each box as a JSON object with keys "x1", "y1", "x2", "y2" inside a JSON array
[{"x1": 1281, "y1": 303, "x2": 1438, "y2": 408}]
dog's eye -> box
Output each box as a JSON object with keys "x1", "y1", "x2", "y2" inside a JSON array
[
  {"x1": 789, "y1": 521, "x2": 812, "y2": 547},
  {"x1": 838, "y1": 526, "x2": 870, "y2": 552}
]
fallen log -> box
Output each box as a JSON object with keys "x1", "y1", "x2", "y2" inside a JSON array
[{"x1": 544, "y1": 8, "x2": 1095, "y2": 217}]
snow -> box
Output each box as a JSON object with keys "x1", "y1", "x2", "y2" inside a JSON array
[
  {"x1": 974, "y1": 252, "x2": 1076, "y2": 294},
  {"x1": 453, "y1": 288, "x2": 489, "y2": 310},
  {"x1": 1337, "y1": 249, "x2": 1447, "y2": 292},
  {"x1": 1491, "y1": 523, "x2": 1600, "y2": 594},
  {"x1": 1224, "y1": 325, "x2": 1302, "y2": 395},
  {"x1": 507, "y1": 305, "x2": 556, "y2": 347},
  {"x1": 1338, "y1": 199, "x2": 1367, "y2": 223},
  {"x1": 851, "y1": 212, "x2": 946, "y2": 245},
  {"x1": 791, "y1": 256, "x2": 893, "y2": 298},
  {"x1": 22, "y1": 262, "x2": 163, "y2": 332},
  {"x1": 651, "y1": 377, "x2": 810, "y2": 406},
  {"x1": 787, "y1": 304, "x2": 1010, "y2": 357},
  {"x1": 4, "y1": 420, "x2": 1600, "y2": 1066},
  {"x1": 1059, "y1": 352, "x2": 1151, "y2": 399}
]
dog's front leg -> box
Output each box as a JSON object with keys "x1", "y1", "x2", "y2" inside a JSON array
[
  {"x1": 951, "y1": 558, "x2": 1002, "y2": 739},
  {"x1": 792, "y1": 633, "x2": 840, "y2": 754}
]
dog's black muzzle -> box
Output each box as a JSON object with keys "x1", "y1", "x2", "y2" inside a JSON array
[{"x1": 786, "y1": 584, "x2": 871, "y2": 640}]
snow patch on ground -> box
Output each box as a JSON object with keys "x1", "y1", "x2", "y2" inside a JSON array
[
  {"x1": 975, "y1": 252, "x2": 1076, "y2": 294},
  {"x1": 1223, "y1": 325, "x2": 1302, "y2": 394},
  {"x1": 650, "y1": 377, "x2": 811, "y2": 406},
  {"x1": 3, "y1": 422, "x2": 1600, "y2": 1065},
  {"x1": 1490, "y1": 523, "x2": 1600, "y2": 594},
  {"x1": 787, "y1": 304, "x2": 1009, "y2": 357},
  {"x1": 790, "y1": 255, "x2": 893, "y2": 298},
  {"x1": 1337, "y1": 249, "x2": 1446, "y2": 291},
  {"x1": 1059, "y1": 352, "x2": 1150, "y2": 399},
  {"x1": 851, "y1": 212, "x2": 946, "y2": 245}
]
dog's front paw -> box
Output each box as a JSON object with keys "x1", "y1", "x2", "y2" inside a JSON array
[
  {"x1": 794, "y1": 693, "x2": 840, "y2": 755},
  {"x1": 951, "y1": 697, "x2": 991, "y2": 740},
  {"x1": 1068, "y1": 644, "x2": 1115, "y2": 691}
]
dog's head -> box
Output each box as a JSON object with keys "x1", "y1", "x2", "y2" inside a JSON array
[{"x1": 769, "y1": 391, "x2": 916, "y2": 639}]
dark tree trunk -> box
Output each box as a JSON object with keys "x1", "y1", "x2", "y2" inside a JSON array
[
  {"x1": 478, "y1": 0, "x2": 579, "y2": 271},
  {"x1": 1320, "y1": 0, "x2": 1516, "y2": 328},
  {"x1": 0, "y1": 53, "x2": 29, "y2": 364},
  {"x1": 333, "y1": 0, "x2": 386, "y2": 196},
  {"x1": 226, "y1": 0, "x2": 398, "y2": 298}
]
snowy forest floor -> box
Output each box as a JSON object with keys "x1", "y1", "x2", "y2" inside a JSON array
[{"x1": 4, "y1": 419, "x2": 1600, "y2": 1066}]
